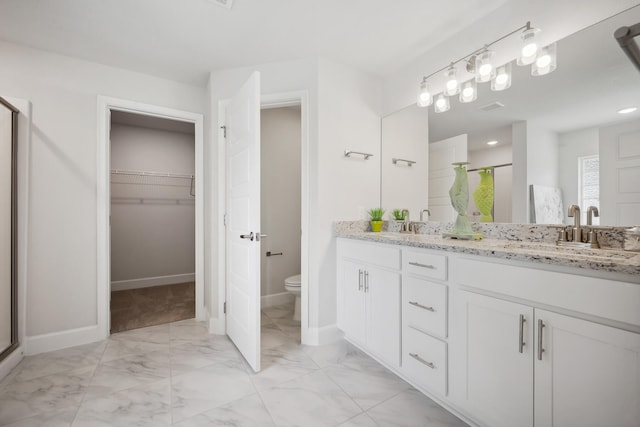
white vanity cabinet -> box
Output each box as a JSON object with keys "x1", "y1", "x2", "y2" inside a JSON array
[
  {"x1": 337, "y1": 239, "x2": 402, "y2": 368},
  {"x1": 452, "y1": 257, "x2": 640, "y2": 427}
]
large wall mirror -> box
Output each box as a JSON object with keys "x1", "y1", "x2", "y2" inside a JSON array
[
  {"x1": 0, "y1": 96, "x2": 18, "y2": 362},
  {"x1": 382, "y1": 5, "x2": 640, "y2": 226}
]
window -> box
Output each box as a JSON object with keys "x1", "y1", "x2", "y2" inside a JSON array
[{"x1": 578, "y1": 155, "x2": 599, "y2": 225}]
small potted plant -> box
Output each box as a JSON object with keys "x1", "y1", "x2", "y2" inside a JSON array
[
  {"x1": 391, "y1": 209, "x2": 407, "y2": 221},
  {"x1": 368, "y1": 208, "x2": 385, "y2": 232}
]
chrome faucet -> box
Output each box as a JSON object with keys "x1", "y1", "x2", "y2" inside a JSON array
[
  {"x1": 420, "y1": 209, "x2": 431, "y2": 222},
  {"x1": 567, "y1": 204, "x2": 582, "y2": 242},
  {"x1": 587, "y1": 206, "x2": 599, "y2": 225}
]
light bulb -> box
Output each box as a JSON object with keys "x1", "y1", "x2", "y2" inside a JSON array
[
  {"x1": 518, "y1": 27, "x2": 541, "y2": 66},
  {"x1": 532, "y1": 43, "x2": 557, "y2": 76},
  {"x1": 475, "y1": 49, "x2": 495, "y2": 83},
  {"x1": 417, "y1": 81, "x2": 432, "y2": 107},
  {"x1": 436, "y1": 98, "x2": 446, "y2": 108},
  {"x1": 459, "y1": 80, "x2": 477, "y2": 103},
  {"x1": 536, "y1": 53, "x2": 551, "y2": 68},
  {"x1": 479, "y1": 63, "x2": 493, "y2": 76},
  {"x1": 491, "y1": 62, "x2": 512, "y2": 91},
  {"x1": 444, "y1": 67, "x2": 460, "y2": 96},
  {"x1": 434, "y1": 94, "x2": 450, "y2": 113}
]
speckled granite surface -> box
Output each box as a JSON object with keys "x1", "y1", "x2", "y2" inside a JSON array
[{"x1": 335, "y1": 221, "x2": 640, "y2": 279}]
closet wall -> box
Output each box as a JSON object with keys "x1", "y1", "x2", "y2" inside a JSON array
[{"x1": 110, "y1": 115, "x2": 195, "y2": 291}]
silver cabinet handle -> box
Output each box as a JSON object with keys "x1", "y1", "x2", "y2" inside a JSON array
[
  {"x1": 519, "y1": 314, "x2": 526, "y2": 354},
  {"x1": 240, "y1": 232, "x2": 254, "y2": 241},
  {"x1": 364, "y1": 270, "x2": 369, "y2": 292},
  {"x1": 358, "y1": 269, "x2": 363, "y2": 291},
  {"x1": 537, "y1": 319, "x2": 545, "y2": 361},
  {"x1": 409, "y1": 353, "x2": 435, "y2": 369},
  {"x1": 409, "y1": 301, "x2": 435, "y2": 312},
  {"x1": 408, "y1": 261, "x2": 435, "y2": 269}
]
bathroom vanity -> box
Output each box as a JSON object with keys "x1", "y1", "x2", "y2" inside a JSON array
[{"x1": 336, "y1": 228, "x2": 640, "y2": 427}]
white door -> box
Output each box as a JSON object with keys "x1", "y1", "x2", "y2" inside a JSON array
[
  {"x1": 534, "y1": 310, "x2": 640, "y2": 427},
  {"x1": 225, "y1": 72, "x2": 261, "y2": 372},
  {"x1": 599, "y1": 119, "x2": 640, "y2": 225},
  {"x1": 428, "y1": 134, "x2": 467, "y2": 221}
]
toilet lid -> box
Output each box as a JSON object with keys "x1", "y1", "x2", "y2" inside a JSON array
[{"x1": 285, "y1": 274, "x2": 301, "y2": 286}]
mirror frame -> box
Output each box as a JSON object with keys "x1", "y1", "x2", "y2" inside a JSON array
[{"x1": 0, "y1": 96, "x2": 19, "y2": 362}]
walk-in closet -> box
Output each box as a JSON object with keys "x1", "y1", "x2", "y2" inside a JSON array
[{"x1": 109, "y1": 111, "x2": 196, "y2": 333}]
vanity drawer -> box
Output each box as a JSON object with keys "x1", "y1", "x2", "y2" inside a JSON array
[
  {"x1": 339, "y1": 239, "x2": 401, "y2": 270},
  {"x1": 403, "y1": 249, "x2": 447, "y2": 281},
  {"x1": 403, "y1": 276, "x2": 447, "y2": 338},
  {"x1": 403, "y1": 326, "x2": 448, "y2": 396}
]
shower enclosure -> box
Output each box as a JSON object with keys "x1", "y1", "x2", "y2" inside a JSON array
[{"x1": 0, "y1": 96, "x2": 18, "y2": 362}]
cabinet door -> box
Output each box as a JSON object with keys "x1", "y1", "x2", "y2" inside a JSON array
[
  {"x1": 366, "y1": 265, "x2": 401, "y2": 367},
  {"x1": 535, "y1": 310, "x2": 640, "y2": 427},
  {"x1": 340, "y1": 259, "x2": 367, "y2": 346},
  {"x1": 453, "y1": 291, "x2": 534, "y2": 427}
]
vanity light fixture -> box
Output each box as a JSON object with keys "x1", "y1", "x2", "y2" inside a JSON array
[
  {"x1": 487, "y1": 140, "x2": 499, "y2": 146},
  {"x1": 416, "y1": 21, "x2": 556, "y2": 112},
  {"x1": 618, "y1": 106, "x2": 638, "y2": 114}
]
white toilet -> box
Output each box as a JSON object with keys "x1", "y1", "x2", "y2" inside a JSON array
[{"x1": 284, "y1": 274, "x2": 302, "y2": 322}]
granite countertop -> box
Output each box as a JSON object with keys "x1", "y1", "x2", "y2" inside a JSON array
[{"x1": 337, "y1": 230, "x2": 640, "y2": 280}]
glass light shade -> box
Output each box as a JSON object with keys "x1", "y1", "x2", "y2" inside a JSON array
[
  {"x1": 434, "y1": 94, "x2": 450, "y2": 113},
  {"x1": 416, "y1": 81, "x2": 432, "y2": 107},
  {"x1": 444, "y1": 67, "x2": 460, "y2": 96},
  {"x1": 518, "y1": 27, "x2": 540, "y2": 66},
  {"x1": 475, "y1": 50, "x2": 495, "y2": 83},
  {"x1": 491, "y1": 63, "x2": 512, "y2": 91},
  {"x1": 459, "y1": 80, "x2": 477, "y2": 103},
  {"x1": 532, "y1": 43, "x2": 557, "y2": 76}
]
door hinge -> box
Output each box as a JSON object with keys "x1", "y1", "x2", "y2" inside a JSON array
[
  {"x1": 223, "y1": 213, "x2": 227, "y2": 227},
  {"x1": 220, "y1": 125, "x2": 227, "y2": 138},
  {"x1": 223, "y1": 302, "x2": 227, "y2": 314}
]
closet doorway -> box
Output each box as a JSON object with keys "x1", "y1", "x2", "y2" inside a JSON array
[
  {"x1": 109, "y1": 112, "x2": 196, "y2": 333},
  {"x1": 97, "y1": 98, "x2": 204, "y2": 338}
]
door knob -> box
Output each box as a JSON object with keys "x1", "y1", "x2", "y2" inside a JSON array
[
  {"x1": 240, "y1": 232, "x2": 254, "y2": 241},
  {"x1": 256, "y1": 233, "x2": 267, "y2": 242}
]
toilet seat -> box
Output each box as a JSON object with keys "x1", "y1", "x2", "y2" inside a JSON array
[{"x1": 285, "y1": 274, "x2": 301, "y2": 287}]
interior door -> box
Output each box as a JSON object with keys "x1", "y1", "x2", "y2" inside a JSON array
[
  {"x1": 428, "y1": 134, "x2": 467, "y2": 222},
  {"x1": 225, "y1": 72, "x2": 261, "y2": 372}
]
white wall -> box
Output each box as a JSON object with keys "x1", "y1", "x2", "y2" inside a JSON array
[
  {"x1": 381, "y1": 106, "x2": 429, "y2": 221},
  {"x1": 468, "y1": 144, "x2": 513, "y2": 223},
  {"x1": 558, "y1": 126, "x2": 599, "y2": 224},
  {"x1": 110, "y1": 124, "x2": 195, "y2": 289},
  {"x1": 208, "y1": 57, "x2": 382, "y2": 340},
  {"x1": 0, "y1": 41, "x2": 205, "y2": 345},
  {"x1": 260, "y1": 107, "x2": 301, "y2": 297}
]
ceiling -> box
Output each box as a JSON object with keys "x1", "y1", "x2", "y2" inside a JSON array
[
  {"x1": 429, "y1": 4, "x2": 640, "y2": 151},
  {"x1": 0, "y1": 0, "x2": 511, "y2": 86}
]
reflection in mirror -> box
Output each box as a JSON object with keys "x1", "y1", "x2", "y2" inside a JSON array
[
  {"x1": 381, "y1": 6, "x2": 640, "y2": 226},
  {"x1": 0, "y1": 96, "x2": 18, "y2": 362}
]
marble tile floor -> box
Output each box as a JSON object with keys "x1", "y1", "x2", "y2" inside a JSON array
[{"x1": 0, "y1": 303, "x2": 469, "y2": 427}]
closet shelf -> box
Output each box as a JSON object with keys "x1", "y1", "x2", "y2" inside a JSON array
[{"x1": 110, "y1": 169, "x2": 195, "y2": 197}]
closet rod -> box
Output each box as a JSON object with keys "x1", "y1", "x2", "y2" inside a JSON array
[{"x1": 111, "y1": 169, "x2": 194, "y2": 179}]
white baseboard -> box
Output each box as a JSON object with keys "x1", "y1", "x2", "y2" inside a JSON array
[
  {"x1": 24, "y1": 325, "x2": 103, "y2": 355},
  {"x1": 261, "y1": 292, "x2": 294, "y2": 308},
  {"x1": 0, "y1": 346, "x2": 24, "y2": 382},
  {"x1": 110, "y1": 273, "x2": 195, "y2": 291},
  {"x1": 303, "y1": 324, "x2": 343, "y2": 346}
]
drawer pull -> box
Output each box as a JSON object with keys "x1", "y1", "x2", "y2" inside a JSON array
[
  {"x1": 409, "y1": 261, "x2": 436, "y2": 269},
  {"x1": 537, "y1": 319, "x2": 545, "y2": 361},
  {"x1": 358, "y1": 269, "x2": 363, "y2": 291},
  {"x1": 409, "y1": 353, "x2": 435, "y2": 369},
  {"x1": 409, "y1": 301, "x2": 435, "y2": 312}
]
